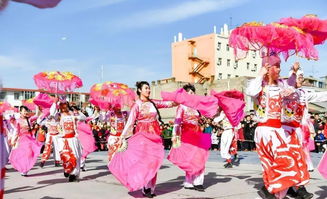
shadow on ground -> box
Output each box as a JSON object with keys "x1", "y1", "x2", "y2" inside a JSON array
[{"x1": 315, "y1": 186, "x2": 327, "y2": 199}]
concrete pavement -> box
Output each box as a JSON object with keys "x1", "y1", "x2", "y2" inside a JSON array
[{"x1": 4, "y1": 151, "x2": 326, "y2": 199}]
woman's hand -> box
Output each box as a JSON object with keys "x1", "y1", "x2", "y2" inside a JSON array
[{"x1": 171, "y1": 136, "x2": 177, "y2": 143}]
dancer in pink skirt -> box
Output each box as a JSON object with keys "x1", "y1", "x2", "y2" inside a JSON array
[
  {"x1": 109, "y1": 81, "x2": 176, "y2": 198},
  {"x1": 9, "y1": 106, "x2": 42, "y2": 176},
  {"x1": 168, "y1": 84, "x2": 210, "y2": 192}
]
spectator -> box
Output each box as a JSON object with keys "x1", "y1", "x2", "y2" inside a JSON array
[
  {"x1": 313, "y1": 113, "x2": 320, "y2": 133},
  {"x1": 242, "y1": 115, "x2": 256, "y2": 151},
  {"x1": 314, "y1": 130, "x2": 326, "y2": 153},
  {"x1": 211, "y1": 129, "x2": 219, "y2": 151},
  {"x1": 162, "y1": 124, "x2": 173, "y2": 150},
  {"x1": 237, "y1": 122, "x2": 245, "y2": 151}
]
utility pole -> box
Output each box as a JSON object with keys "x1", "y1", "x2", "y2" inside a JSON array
[{"x1": 101, "y1": 65, "x2": 104, "y2": 82}]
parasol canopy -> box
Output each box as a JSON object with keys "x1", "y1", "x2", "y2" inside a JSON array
[
  {"x1": 89, "y1": 81, "x2": 136, "y2": 110},
  {"x1": 279, "y1": 15, "x2": 327, "y2": 45},
  {"x1": 229, "y1": 21, "x2": 318, "y2": 61},
  {"x1": 34, "y1": 71, "x2": 83, "y2": 94},
  {"x1": 33, "y1": 93, "x2": 55, "y2": 109}
]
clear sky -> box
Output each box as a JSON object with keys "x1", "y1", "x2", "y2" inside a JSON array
[{"x1": 0, "y1": 0, "x2": 326, "y2": 92}]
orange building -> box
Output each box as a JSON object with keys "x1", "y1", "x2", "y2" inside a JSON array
[{"x1": 172, "y1": 24, "x2": 262, "y2": 83}]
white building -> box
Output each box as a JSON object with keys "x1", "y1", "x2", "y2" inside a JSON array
[{"x1": 0, "y1": 87, "x2": 90, "y2": 107}]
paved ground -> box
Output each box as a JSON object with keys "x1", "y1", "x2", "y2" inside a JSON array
[{"x1": 4, "y1": 151, "x2": 326, "y2": 199}]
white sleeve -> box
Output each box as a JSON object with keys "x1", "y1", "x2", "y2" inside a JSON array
[
  {"x1": 75, "y1": 112, "x2": 87, "y2": 121},
  {"x1": 50, "y1": 102, "x2": 58, "y2": 116},
  {"x1": 213, "y1": 112, "x2": 225, "y2": 123},
  {"x1": 306, "y1": 91, "x2": 327, "y2": 103},
  {"x1": 246, "y1": 76, "x2": 263, "y2": 97}
]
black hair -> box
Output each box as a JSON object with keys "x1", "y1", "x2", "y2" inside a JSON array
[
  {"x1": 59, "y1": 102, "x2": 73, "y2": 112},
  {"x1": 183, "y1": 83, "x2": 195, "y2": 93},
  {"x1": 135, "y1": 81, "x2": 164, "y2": 125},
  {"x1": 136, "y1": 81, "x2": 150, "y2": 96},
  {"x1": 19, "y1": 106, "x2": 30, "y2": 112},
  {"x1": 71, "y1": 105, "x2": 80, "y2": 111}
]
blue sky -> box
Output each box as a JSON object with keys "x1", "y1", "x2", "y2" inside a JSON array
[{"x1": 0, "y1": 0, "x2": 326, "y2": 92}]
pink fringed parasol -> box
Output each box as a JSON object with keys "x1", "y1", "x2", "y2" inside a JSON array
[
  {"x1": 229, "y1": 21, "x2": 318, "y2": 61},
  {"x1": 280, "y1": 15, "x2": 327, "y2": 45},
  {"x1": 11, "y1": 0, "x2": 61, "y2": 8},
  {"x1": 90, "y1": 81, "x2": 136, "y2": 110},
  {"x1": 33, "y1": 93, "x2": 54, "y2": 109},
  {"x1": 0, "y1": 0, "x2": 9, "y2": 10},
  {"x1": 34, "y1": 71, "x2": 83, "y2": 94}
]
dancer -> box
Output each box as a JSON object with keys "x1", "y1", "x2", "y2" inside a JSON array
[
  {"x1": 246, "y1": 55, "x2": 312, "y2": 199},
  {"x1": 168, "y1": 84, "x2": 210, "y2": 191},
  {"x1": 107, "y1": 104, "x2": 127, "y2": 162},
  {"x1": 3, "y1": 115, "x2": 17, "y2": 155},
  {"x1": 71, "y1": 105, "x2": 96, "y2": 172},
  {"x1": 109, "y1": 81, "x2": 176, "y2": 198},
  {"x1": 39, "y1": 115, "x2": 61, "y2": 167},
  {"x1": 282, "y1": 65, "x2": 314, "y2": 199},
  {"x1": 282, "y1": 66, "x2": 327, "y2": 198},
  {"x1": 288, "y1": 67, "x2": 327, "y2": 171},
  {"x1": 9, "y1": 106, "x2": 42, "y2": 176},
  {"x1": 1, "y1": 114, "x2": 7, "y2": 198},
  {"x1": 57, "y1": 102, "x2": 82, "y2": 182},
  {"x1": 214, "y1": 110, "x2": 237, "y2": 168}
]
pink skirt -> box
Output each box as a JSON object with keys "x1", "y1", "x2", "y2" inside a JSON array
[
  {"x1": 168, "y1": 130, "x2": 210, "y2": 176},
  {"x1": 318, "y1": 151, "x2": 327, "y2": 179},
  {"x1": 9, "y1": 134, "x2": 42, "y2": 173},
  {"x1": 108, "y1": 132, "x2": 164, "y2": 192},
  {"x1": 77, "y1": 122, "x2": 97, "y2": 159}
]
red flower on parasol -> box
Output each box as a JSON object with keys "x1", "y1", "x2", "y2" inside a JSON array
[
  {"x1": 34, "y1": 71, "x2": 83, "y2": 94},
  {"x1": 280, "y1": 14, "x2": 327, "y2": 45},
  {"x1": 90, "y1": 81, "x2": 136, "y2": 110},
  {"x1": 229, "y1": 21, "x2": 318, "y2": 60}
]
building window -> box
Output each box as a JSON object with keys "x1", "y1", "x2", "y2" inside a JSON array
[
  {"x1": 227, "y1": 59, "x2": 231, "y2": 67},
  {"x1": 217, "y1": 42, "x2": 221, "y2": 51},
  {"x1": 226, "y1": 44, "x2": 230, "y2": 51},
  {"x1": 252, "y1": 64, "x2": 257, "y2": 72},
  {"x1": 252, "y1": 50, "x2": 256, "y2": 58},
  {"x1": 218, "y1": 73, "x2": 222, "y2": 80},
  {"x1": 227, "y1": 74, "x2": 231, "y2": 79},
  {"x1": 0, "y1": 92, "x2": 5, "y2": 100},
  {"x1": 247, "y1": 62, "x2": 250, "y2": 70},
  {"x1": 14, "y1": 92, "x2": 20, "y2": 100},
  {"x1": 23, "y1": 91, "x2": 35, "y2": 100},
  {"x1": 193, "y1": 48, "x2": 197, "y2": 57},
  {"x1": 234, "y1": 60, "x2": 238, "y2": 69},
  {"x1": 71, "y1": 94, "x2": 80, "y2": 102},
  {"x1": 217, "y1": 58, "x2": 222, "y2": 66},
  {"x1": 84, "y1": 95, "x2": 90, "y2": 102}
]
